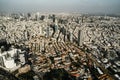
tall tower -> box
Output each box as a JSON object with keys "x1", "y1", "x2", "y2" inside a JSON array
[
  {"x1": 39, "y1": 26, "x2": 43, "y2": 36},
  {"x1": 46, "y1": 27, "x2": 50, "y2": 37},
  {"x1": 54, "y1": 22, "x2": 58, "y2": 33},
  {"x1": 36, "y1": 12, "x2": 40, "y2": 21},
  {"x1": 24, "y1": 30, "x2": 29, "y2": 41},
  {"x1": 69, "y1": 28, "x2": 73, "y2": 43},
  {"x1": 78, "y1": 30, "x2": 83, "y2": 46},
  {"x1": 52, "y1": 14, "x2": 55, "y2": 22}
]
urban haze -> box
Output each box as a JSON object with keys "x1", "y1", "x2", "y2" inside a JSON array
[{"x1": 0, "y1": 0, "x2": 120, "y2": 14}]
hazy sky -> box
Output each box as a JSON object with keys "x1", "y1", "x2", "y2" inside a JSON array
[{"x1": 0, "y1": 0, "x2": 120, "y2": 14}]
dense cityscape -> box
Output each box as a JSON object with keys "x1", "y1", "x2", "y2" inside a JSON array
[{"x1": 0, "y1": 12, "x2": 120, "y2": 80}]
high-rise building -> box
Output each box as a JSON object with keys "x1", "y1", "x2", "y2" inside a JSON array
[
  {"x1": 78, "y1": 30, "x2": 83, "y2": 46},
  {"x1": 52, "y1": 14, "x2": 55, "y2": 22},
  {"x1": 54, "y1": 24, "x2": 58, "y2": 33},
  {"x1": 39, "y1": 26, "x2": 43, "y2": 36},
  {"x1": 23, "y1": 30, "x2": 29, "y2": 40},
  {"x1": 69, "y1": 32, "x2": 73, "y2": 43},
  {"x1": 35, "y1": 12, "x2": 40, "y2": 21},
  {"x1": 46, "y1": 27, "x2": 50, "y2": 37}
]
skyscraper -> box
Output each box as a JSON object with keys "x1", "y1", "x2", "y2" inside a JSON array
[
  {"x1": 78, "y1": 30, "x2": 83, "y2": 46},
  {"x1": 46, "y1": 27, "x2": 50, "y2": 37}
]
